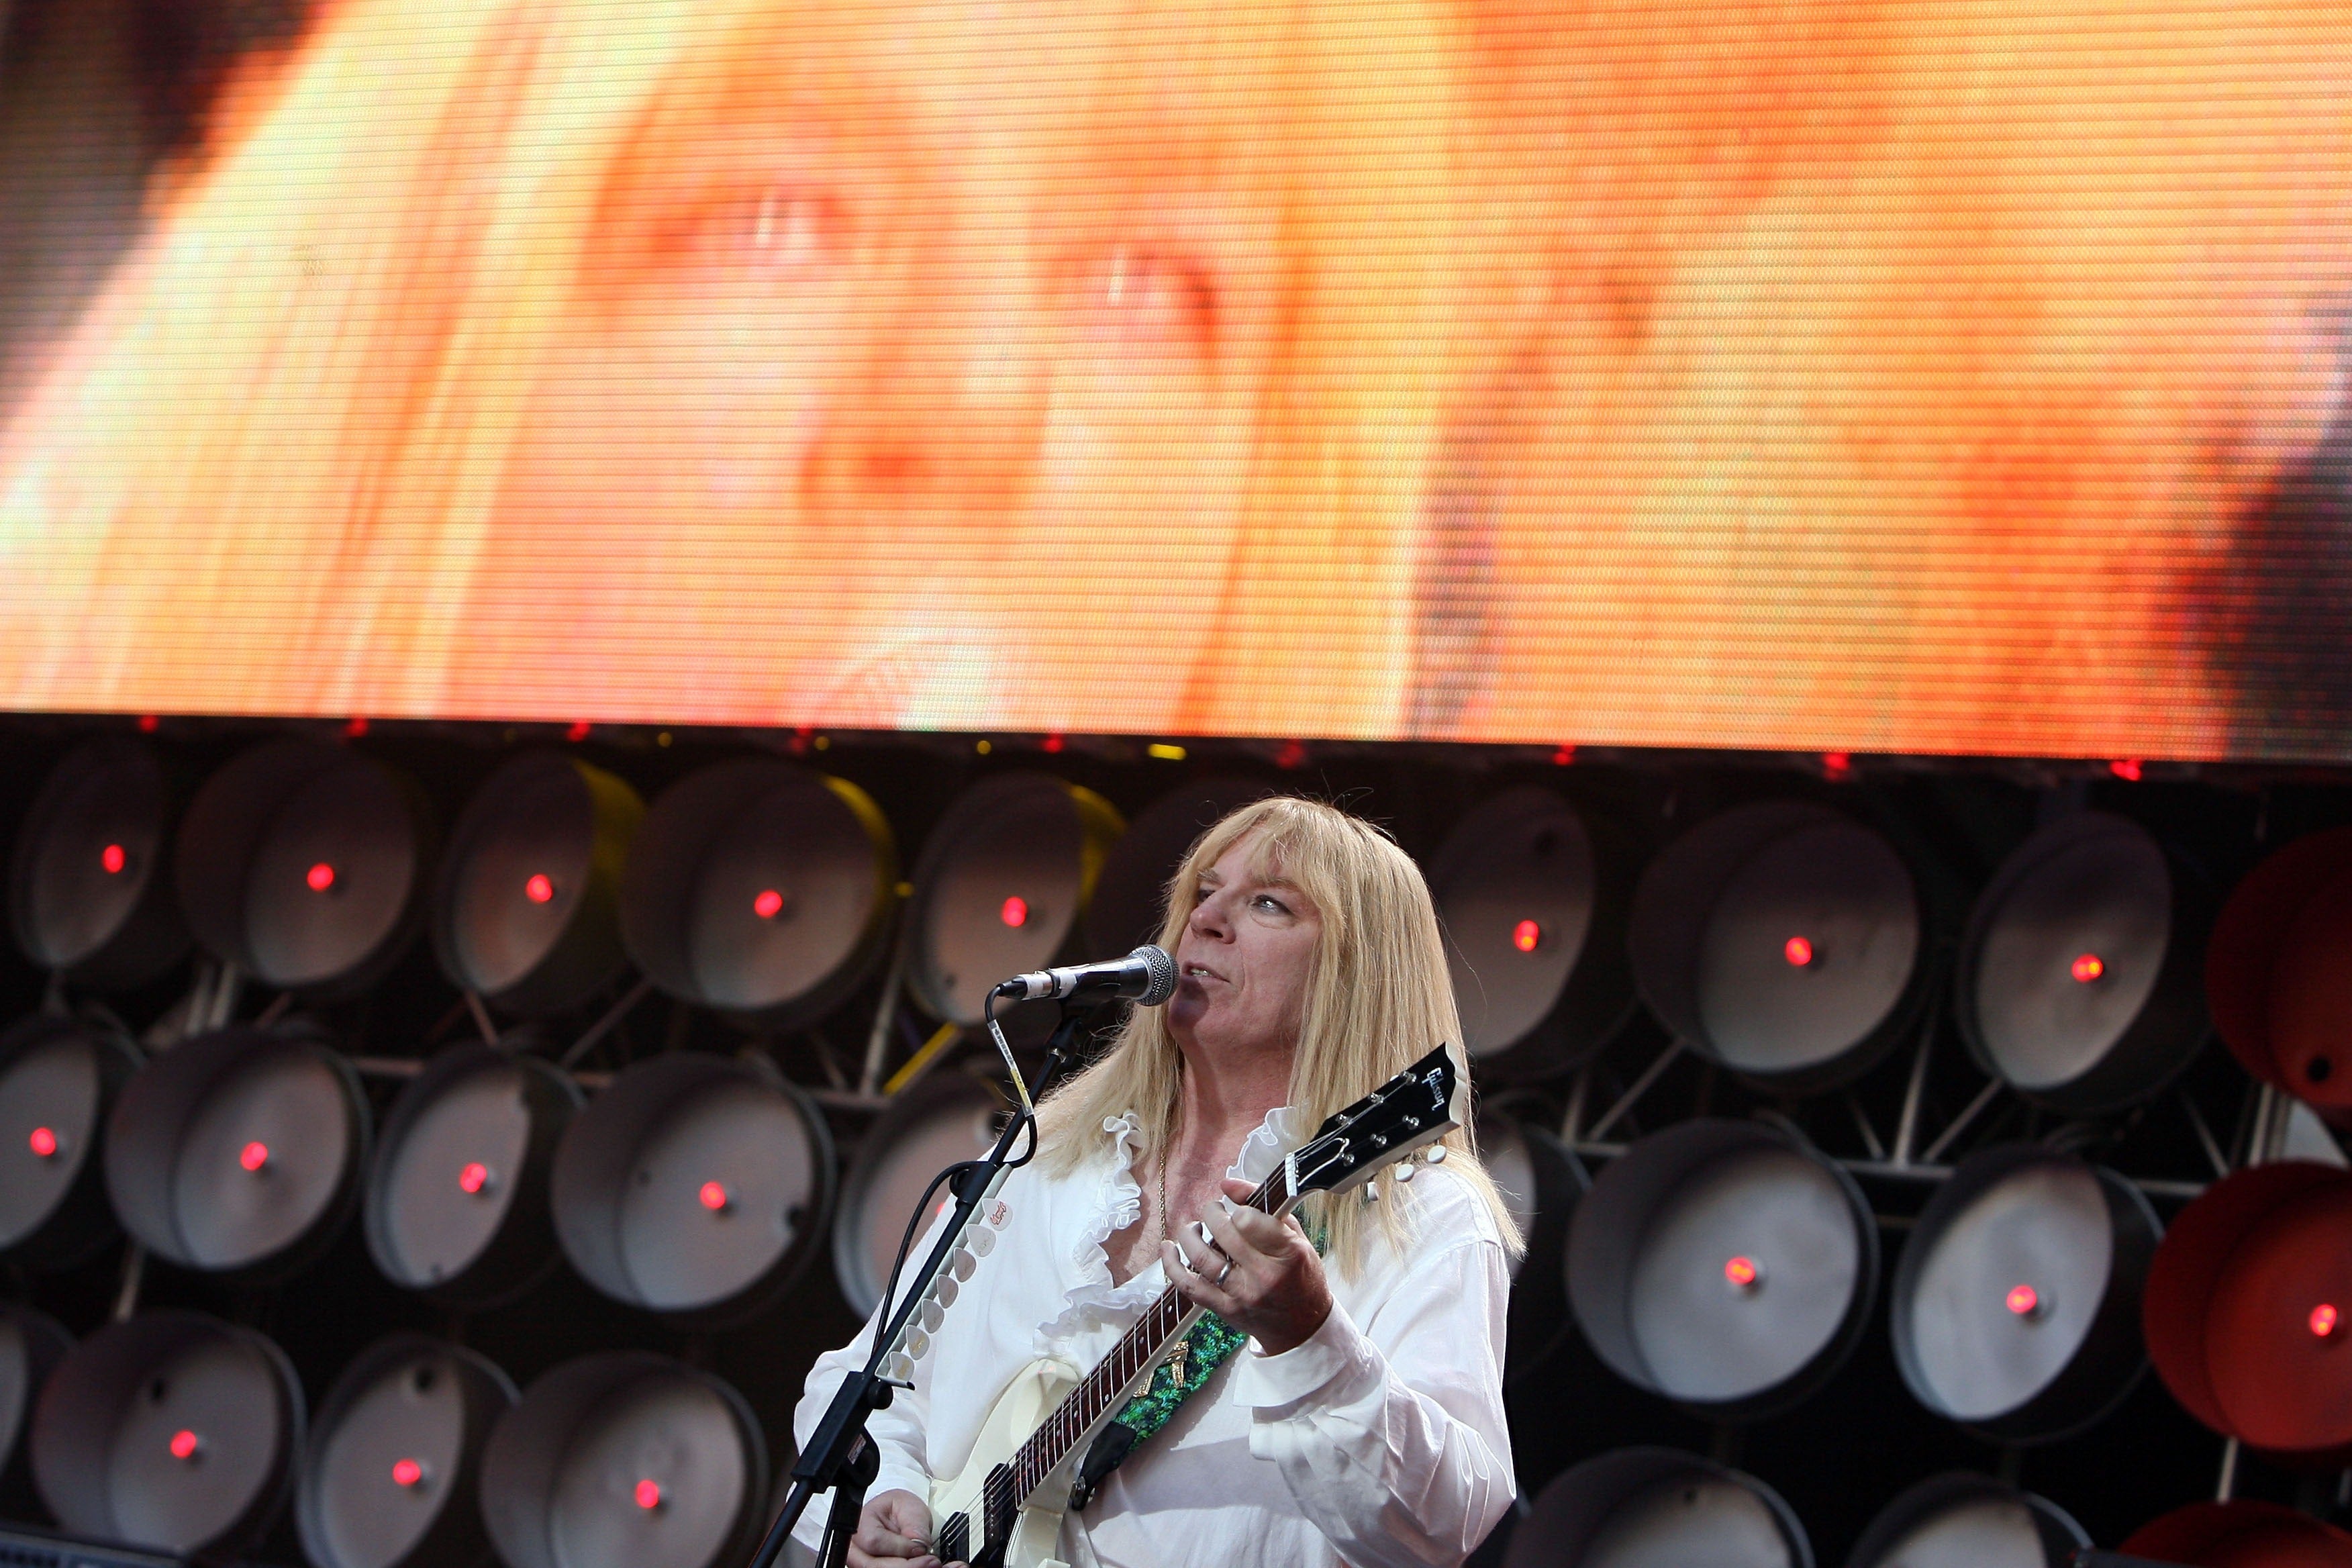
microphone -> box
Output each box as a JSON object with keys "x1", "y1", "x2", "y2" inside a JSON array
[{"x1": 993, "y1": 945, "x2": 1177, "y2": 1006}]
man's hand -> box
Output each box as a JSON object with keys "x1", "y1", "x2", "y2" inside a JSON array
[
  {"x1": 1163, "y1": 1178, "x2": 1334, "y2": 1355},
  {"x1": 848, "y1": 1489, "x2": 946, "y2": 1568}
]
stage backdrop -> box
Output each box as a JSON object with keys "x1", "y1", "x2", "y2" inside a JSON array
[{"x1": 0, "y1": 0, "x2": 2348, "y2": 759}]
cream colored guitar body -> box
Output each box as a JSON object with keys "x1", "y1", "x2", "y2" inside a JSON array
[{"x1": 928, "y1": 1358, "x2": 1080, "y2": 1568}]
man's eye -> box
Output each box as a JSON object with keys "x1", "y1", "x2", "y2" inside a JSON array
[
  {"x1": 684, "y1": 184, "x2": 848, "y2": 272},
  {"x1": 1075, "y1": 244, "x2": 1218, "y2": 354}
]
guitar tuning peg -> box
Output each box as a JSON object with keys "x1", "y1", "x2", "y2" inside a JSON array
[
  {"x1": 1395, "y1": 1161, "x2": 1416, "y2": 1183},
  {"x1": 1362, "y1": 1183, "x2": 1381, "y2": 1205},
  {"x1": 1427, "y1": 1146, "x2": 1447, "y2": 1164}
]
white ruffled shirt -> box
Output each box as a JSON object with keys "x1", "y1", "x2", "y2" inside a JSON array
[{"x1": 791, "y1": 1106, "x2": 1516, "y2": 1568}]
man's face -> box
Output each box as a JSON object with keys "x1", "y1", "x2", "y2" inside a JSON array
[
  {"x1": 467, "y1": 0, "x2": 1297, "y2": 726},
  {"x1": 1170, "y1": 832, "x2": 1322, "y2": 1061}
]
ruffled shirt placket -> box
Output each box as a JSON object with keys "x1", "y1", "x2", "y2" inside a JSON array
[{"x1": 1030, "y1": 1107, "x2": 1310, "y2": 1364}]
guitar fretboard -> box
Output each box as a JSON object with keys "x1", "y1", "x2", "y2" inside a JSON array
[{"x1": 1002, "y1": 1170, "x2": 1287, "y2": 1504}]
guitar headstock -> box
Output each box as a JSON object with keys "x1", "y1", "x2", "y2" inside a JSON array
[{"x1": 1287, "y1": 1044, "x2": 1464, "y2": 1201}]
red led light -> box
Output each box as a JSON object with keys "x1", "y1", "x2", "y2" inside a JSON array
[
  {"x1": 635, "y1": 1479, "x2": 663, "y2": 1510},
  {"x1": 1044, "y1": 733, "x2": 1066, "y2": 754},
  {"x1": 1724, "y1": 1256, "x2": 1760, "y2": 1289},
  {"x1": 2071, "y1": 952, "x2": 2105, "y2": 983},
  {"x1": 699, "y1": 1181, "x2": 730, "y2": 1212},
  {"x1": 565, "y1": 720, "x2": 592, "y2": 742},
  {"x1": 2006, "y1": 1284, "x2": 2041, "y2": 1317},
  {"x1": 2110, "y1": 758, "x2": 2145, "y2": 782},
  {"x1": 752, "y1": 888, "x2": 785, "y2": 920},
  {"x1": 524, "y1": 873, "x2": 555, "y2": 904},
  {"x1": 2313, "y1": 1304, "x2": 2341, "y2": 1339},
  {"x1": 306, "y1": 861, "x2": 336, "y2": 892},
  {"x1": 168, "y1": 1429, "x2": 200, "y2": 1461},
  {"x1": 391, "y1": 1458, "x2": 424, "y2": 1488},
  {"x1": 458, "y1": 1161, "x2": 491, "y2": 1195},
  {"x1": 1001, "y1": 896, "x2": 1029, "y2": 928},
  {"x1": 1551, "y1": 744, "x2": 1577, "y2": 766},
  {"x1": 240, "y1": 1140, "x2": 270, "y2": 1173},
  {"x1": 137, "y1": 714, "x2": 160, "y2": 732},
  {"x1": 101, "y1": 842, "x2": 127, "y2": 875},
  {"x1": 28, "y1": 1126, "x2": 57, "y2": 1159},
  {"x1": 1512, "y1": 920, "x2": 1542, "y2": 954},
  {"x1": 1783, "y1": 936, "x2": 1814, "y2": 967}
]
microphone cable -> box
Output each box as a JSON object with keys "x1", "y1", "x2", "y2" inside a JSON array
[{"x1": 983, "y1": 985, "x2": 1034, "y2": 1115}]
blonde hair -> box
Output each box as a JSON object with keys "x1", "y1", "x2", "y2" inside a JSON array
[
  {"x1": 0, "y1": 0, "x2": 1473, "y2": 735},
  {"x1": 1036, "y1": 795, "x2": 1521, "y2": 1278}
]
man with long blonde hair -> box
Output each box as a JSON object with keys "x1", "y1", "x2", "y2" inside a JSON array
[
  {"x1": 0, "y1": 0, "x2": 1468, "y2": 738},
  {"x1": 793, "y1": 796, "x2": 1519, "y2": 1568}
]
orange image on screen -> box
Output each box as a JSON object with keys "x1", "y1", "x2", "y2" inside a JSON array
[
  {"x1": 0, "y1": 0, "x2": 2348, "y2": 757},
  {"x1": 1442, "y1": 0, "x2": 2352, "y2": 758},
  {"x1": 0, "y1": 0, "x2": 1471, "y2": 738}
]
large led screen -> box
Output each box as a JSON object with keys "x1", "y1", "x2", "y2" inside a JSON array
[{"x1": 0, "y1": 0, "x2": 2347, "y2": 758}]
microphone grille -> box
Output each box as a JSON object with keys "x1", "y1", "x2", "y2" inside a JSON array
[{"x1": 1132, "y1": 944, "x2": 1178, "y2": 1007}]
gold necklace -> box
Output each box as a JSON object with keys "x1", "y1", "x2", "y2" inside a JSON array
[{"x1": 1156, "y1": 1143, "x2": 1172, "y2": 1256}]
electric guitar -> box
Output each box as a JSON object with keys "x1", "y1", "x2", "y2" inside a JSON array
[{"x1": 928, "y1": 1043, "x2": 1467, "y2": 1568}]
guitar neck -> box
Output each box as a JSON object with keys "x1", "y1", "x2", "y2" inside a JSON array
[{"x1": 1003, "y1": 1174, "x2": 1289, "y2": 1503}]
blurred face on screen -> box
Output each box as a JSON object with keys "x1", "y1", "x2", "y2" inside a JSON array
[
  {"x1": 16, "y1": 0, "x2": 2352, "y2": 758},
  {"x1": 439, "y1": 0, "x2": 1457, "y2": 730},
  {"x1": 1430, "y1": 0, "x2": 2352, "y2": 757}
]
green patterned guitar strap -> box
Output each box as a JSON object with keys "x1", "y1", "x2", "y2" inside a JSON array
[
  {"x1": 1120, "y1": 1310, "x2": 1253, "y2": 1438},
  {"x1": 1069, "y1": 1222, "x2": 1326, "y2": 1510}
]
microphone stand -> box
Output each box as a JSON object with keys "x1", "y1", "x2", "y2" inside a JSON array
[{"x1": 746, "y1": 1000, "x2": 1099, "y2": 1568}]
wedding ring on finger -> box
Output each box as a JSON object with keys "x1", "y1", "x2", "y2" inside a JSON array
[{"x1": 1214, "y1": 1257, "x2": 1235, "y2": 1286}]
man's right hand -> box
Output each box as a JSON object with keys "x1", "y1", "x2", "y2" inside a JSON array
[{"x1": 848, "y1": 1489, "x2": 948, "y2": 1568}]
